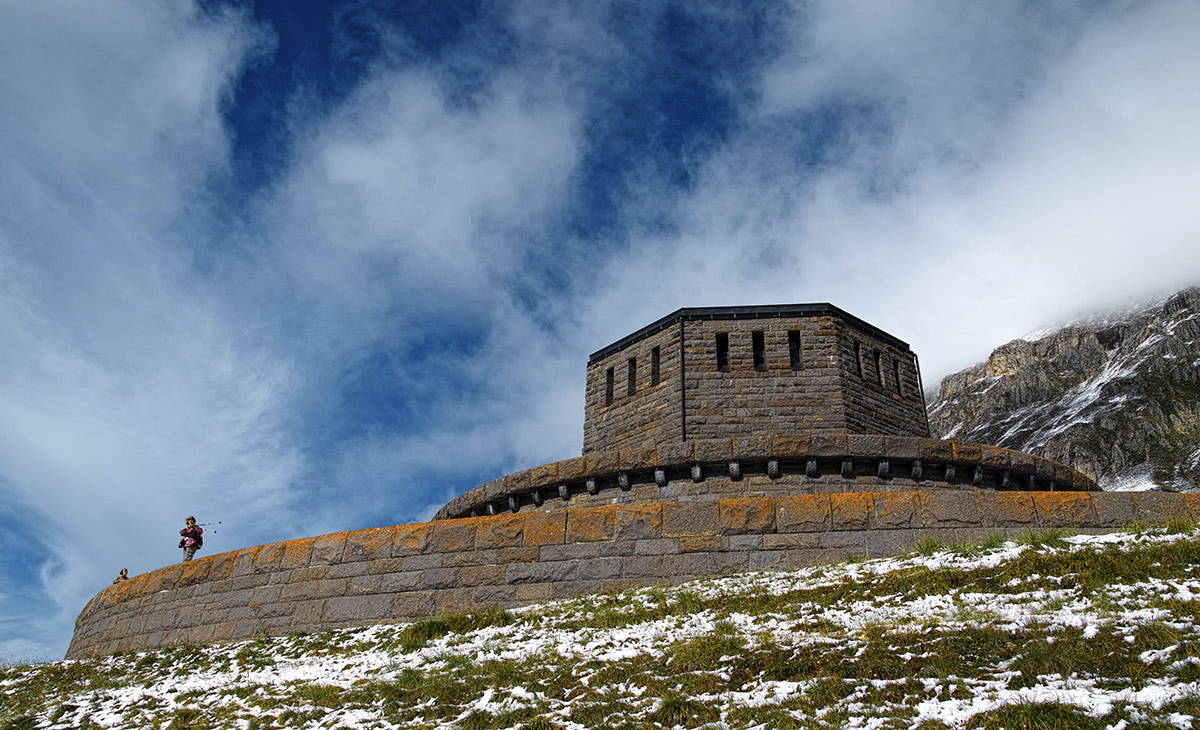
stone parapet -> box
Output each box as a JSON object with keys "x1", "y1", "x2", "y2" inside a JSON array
[
  {"x1": 65, "y1": 489, "x2": 1193, "y2": 660},
  {"x1": 433, "y1": 438, "x2": 1096, "y2": 520}
]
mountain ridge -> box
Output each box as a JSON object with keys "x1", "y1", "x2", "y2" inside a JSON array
[{"x1": 928, "y1": 287, "x2": 1200, "y2": 491}]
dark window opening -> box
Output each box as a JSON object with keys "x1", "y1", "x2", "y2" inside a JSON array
[
  {"x1": 875, "y1": 351, "x2": 884, "y2": 386},
  {"x1": 716, "y1": 332, "x2": 730, "y2": 372},
  {"x1": 752, "y1": 330, "x2": 766, "y2": 371},
  {"x1": 854, "y1": 342, "x2": 863, "y2": 377},
  {"x1": 651, "y1": 346, "x2": 661, "y2": 386},
  {"x1": 788, "y1": 330, "x2": 802, "y2": 370},
  {"x1": 893, "y1": 359, "x2": 904, "y2": 396},
  {"x1": 605, "y1": 367, "x2": 614, "y2": 405},
  {"x1": 627, "y1": 357, "x2": 637, "y2": 396}
]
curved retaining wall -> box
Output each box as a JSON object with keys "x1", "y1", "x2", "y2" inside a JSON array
[
  {"x1": 433, "y1": 437, "x2": 1096, "y2": 520},
  {"x1": 67, "y1": 488, "x2": 1196, "y2": 659}
]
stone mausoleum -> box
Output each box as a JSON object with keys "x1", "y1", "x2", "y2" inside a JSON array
[{"x1": 70, "y1": 304, "x2": 1191, "y2": 659}]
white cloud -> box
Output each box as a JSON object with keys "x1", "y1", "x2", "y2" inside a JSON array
[
  {"x1": 581, "y1": 0, "x2": 1200, "y2": 382},
  {"x1": 3, "y1": 0, "x2": 1199, "y2": 660}
]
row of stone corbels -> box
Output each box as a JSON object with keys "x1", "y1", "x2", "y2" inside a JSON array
[
  {"x1": 433, "y1": 436, "x2": 1096, "y2": 520},
  {"x1": 68, "y1": 488, "x2": 1196, "y2": 659}
]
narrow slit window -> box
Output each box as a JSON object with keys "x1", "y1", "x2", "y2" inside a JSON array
[
  {"x1": 605, "y1": 367, "x2": 614, "y2": 405},
  {"x1": 854, "y1": 342, "x2": 863, "y2": 377},
  {"x1": 716, "y1": 333, "x2": 730, "y2": 372},
  {"x1": 875, "y1": 351, "x2": 884, "y2": 386},
  {"x1": 788, "y1": 330, "x2": 802, "y2": 370},
  {"x1": 893, "y1": 359, "x2": 904, "y2": 396},
  {"x1": 651, "y1": 346, "x2": 661, "y2": 386},
  {"x1": 627, "y1": 357, "x2": 637, "y2": 396},
  {"x1": 752, "y1": 330, "x2": 766, "y2": 371}
]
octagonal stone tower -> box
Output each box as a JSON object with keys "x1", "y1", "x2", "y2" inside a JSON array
[{"x1": 583, "y1": 304, "x2": 929, "y2": 453}]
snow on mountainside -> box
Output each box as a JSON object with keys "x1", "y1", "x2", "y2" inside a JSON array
[{"x1": 928, "y1": 288, "x2": 1200, "y2": 491}]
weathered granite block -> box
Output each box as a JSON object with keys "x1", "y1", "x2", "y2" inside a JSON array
[
  {"x1": 664, "y1": 501, "x2": 719, "y2": 537},
  {"x1": 771, "y1": 433, "x2": 812, "y2": 458},
  {"x1": 402, "y1": 554, "x2": 444, "y2": 571},
  {"x1": 388, "y1": 521, "x2": 432, "y2": 557},
  {"x1": 557, "y1": 456, "x2": 587, "y2": 483},
  {"x1": 614, "y1": 503, "x2": 662, "y2": 540},
  {"x1": 426, "y1": 520, "x2": 476, "y2": 554},
  {"x1": 984, "y1": 492, "x2": 1038, "y2": 527},
  {"x1": 1132, "y1": 492, "x2": 1190, "y2": 524},
  {"x1": 883, "y1": 436, "x2": 920, "y2": 460},
  {"x1": 527, "y1": 462, "x2": 559, "y2": 489},
  {"x1": 475, "y1": 513, "x2": 524, "y2": 549},
  {"x1": 310, "y1": 533, "x2": 348, "y2": 565},
  {"x1": 418, "y1": 568, "x2": 461, "y2": 590},
  {"x1": 391, "y1": 591, "x2": 435, "y2": 617},
  {"x1": 280, "y1": 539, "x2": 315, "y2": 570},
  {"x1": 729, "y1": 534, "x2": 764, "y2": 551},
  {"x1": 719, "y1": 497, "x2": 775, "y2": 535},
  {"x1": 506, "y1": 558, "x2": 623, "y2": 584},
  {"x1": 460, "y1": 565, "x2": 505, "y2": 587},
  {"x1": 873, "y1": 492, "x2": 923, "y2": 529},
  {"x1": 830, "y1": 493, "x2": 874, "y2": 530},
  {"x1": 679, "y1": 535, "x2": 727, "y2": 553},
  {"x1": 866, "y1": 529, "x2": 916, "y2": 556},
  {"x1": 525, "y1": 511, "x2": 566, "y2": 545},
  {"x1": 921, "y1": 490, "x2": 983, "y2": 527},
  {"x1": 568, "y1": 506, "x2": 616, "y2": 542},
  {"x1": 733, "y1": 435, "x2": 771, "y2": 459},
  {"x1": 811, "y1": 432, "x2": 848, "y2": 457},
  {"x1": 583, "y1": 450, "x2": 620, "y2": 475},
  {"x1": 289, "y1": 565, "x2": 331, "y2": 583},
  {"x1": 378, "y1": 572, "x2": 421, "y2": 593},
  {"x1": 633, "y1": 538, "x2": 680, "y2": 555},
  {"x1": 693, "y1": 439, "x2": 732, "y2": 462},
  {"x1": 1033, "y1": 492, "x2": 1097, "y2": 526},
  {"x1": 776, "y1": 495, "x2": 831, "y2": 533},
  {"x1": 918, "y1": 438, "x2": 955, "y2": 462},
  {"x1": 324, "y1": 595, "x2": 393, "y2": 623},
  {"x1": 848, "y1": 434, "x2": 884, "y2": 458},
  {"x1": 623, "y1": 555, "x2": 665, "y2": 579}
]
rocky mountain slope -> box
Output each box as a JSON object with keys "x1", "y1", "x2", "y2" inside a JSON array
[{"x1": 928, "y1": 288, "x2": 1200, "y2": 491}]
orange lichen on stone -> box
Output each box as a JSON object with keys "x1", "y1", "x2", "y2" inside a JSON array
[
  {"x1": 280, "y1": 537, "x2": 316, "y2": 569},
  {"x1": 873, "y1": 492, "x2": 923, "y2": 529},
  {"x1": 342, "y1": 526, "x2": 397, "y2": 562},
  {"x1": 567, "y1": 506, "x2": 617, "y2": 542},
  {"x1": 1033, "y1": 492, "x2": 1097, "y2": 526},
  {"x1": 719, "y1": 497, "x2": 775, "y2": 535},
  {"x1": 206, "y1": 551, "x2": 238, "y2": 581},
  {"x1": 426, "y1": 520, "x2": 476, "y2": 553},
  {"x1": 679, "y1": 535, "x2": 725, "y2": 552},
  {"x1": 475, "y1": 513, "x2": 524, "y2": 549},
  {"x1": 986, "y1": 492, "x2": 1037, "y2": 526},
  {"x1": 525, "y1": 510, "x2": 566, "y2": 545},
  {"x1": 392, "y1": 522, "x2": 431, "y2": 557},
  {"x1": 830, "y1": 493, "x2": 874, "y2": 530},
  {"x1": 614, "y1": 503, "x2": 662, "y2": 540},
  {"x1": 179, "y1": 558, "x2": 211, "y2": 586},
  {"x1": 252, "y1": 542, "x2": 287, "y2": 573},
  {"x1": 775, "y1": 494, "x2": 831, "y2": 533},
  {"x1": 311, "y1": 532, "x2": 351, "y2": 565},
  {"x1": 1181, "y1": 493, "x2": 1200, "y2": 520}
]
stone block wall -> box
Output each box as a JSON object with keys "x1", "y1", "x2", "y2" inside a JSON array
[
  {"x1": 583, "y1": 306, "x2": 929, "y2": 454},
  {"x1": 66, "y1": 489, "x2": 1197, "y2": 659}
]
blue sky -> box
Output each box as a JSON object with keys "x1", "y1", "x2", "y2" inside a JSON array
[{"x1": 2, "y1": 0, "x2": 1199, "y2": 660}]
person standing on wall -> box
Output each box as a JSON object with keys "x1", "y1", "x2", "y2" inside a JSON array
[{"x1": 179, "y1": 516, "x2": 203, "y2": 562}]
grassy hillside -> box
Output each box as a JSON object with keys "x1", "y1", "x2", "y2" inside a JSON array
[{"x1": 4, "y1": 524, "x2": 1200, "y2": 730}]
